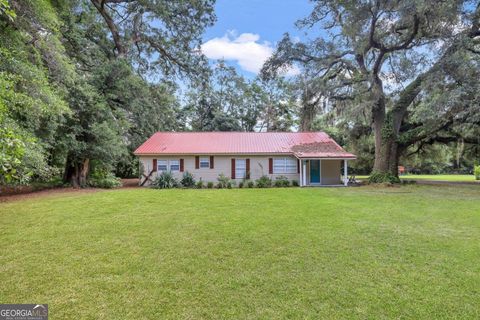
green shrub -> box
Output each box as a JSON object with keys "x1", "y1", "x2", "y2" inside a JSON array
[
  {"x1": 216, "y1": 173, "x2": 232, "y2": 189},
  {"x1": 256, "y1": 175, "x2": 272, "y2": 188},
  {"x1": 247, "y1": 180, "x2": 255, "y2": 188},
  {"x1": 274, "y1": 175, "x2": 290, "y2": 187},
  {"x1": 291, "y1": 180, "x2": 299, "y2": 187},
  {"x1": 31, "y1": 177, "x2": 66, "y2": 190},
  {"x1": 239, "y1": 178, "x2": 251, "y2": 188},
  {"x1": 180, "y1": 171, "x2": 196, "y2": 188},
  {"x1": 88, "y1": 172, "x2": 122, "y2": 189},
  {"x1": 207, "y1": 181, "x2": 214, "y2": 189},
  {"x1": 196, "y1": 179, "x2": 204, "y2": 189},
  {"x1": 474, "y1": 165, "x2": 480, "y2": 180},
  {"x1": 368, "y1": 172, "x2": 401, "y2": 184},
  {"x1": 151, "y1": 171, "x2": 179, "y2": 189}
]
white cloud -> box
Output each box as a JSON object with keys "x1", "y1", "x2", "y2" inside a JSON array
[{"x1": 202, "y1": 31, "x2": 299, "y2": 76}]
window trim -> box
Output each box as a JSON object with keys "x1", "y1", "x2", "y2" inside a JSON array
[
  {"x1": 273, "y1": 157, "x2": 297, "y2": 174},
  {"x1": 199, "y1": 157, "x2": 210, "y2": 169},
  {"x1": 157, "y1": 160, "x2": 168, "y2": 172},
  {"x1": 235, "y1": 158, "x2": 247, "y2": 179},
  {"x1": 157, "y1": 159, "x2": 180, "y2": 172},
  {"x1": 169, "y1": 159, "x2": 180, "y2": 172}
]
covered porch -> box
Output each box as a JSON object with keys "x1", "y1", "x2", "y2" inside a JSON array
[
  {"x1": 291, "y1": 141, "x2": 356, "y2": 187},
  {"x1": 298, "y1": 158, "x2": 352, "y2": 187}
]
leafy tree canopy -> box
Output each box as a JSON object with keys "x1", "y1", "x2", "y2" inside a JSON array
[{"x1": 263, "y1": 0, "x2": 480, "y2": 179}]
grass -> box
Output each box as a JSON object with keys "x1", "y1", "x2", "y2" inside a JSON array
[
  {"x1": 400, "y1": 174, "x2": 477, "y2": 182},
  {"x1": 1, "y1": 186, "x2": 480, "y2": 319},
  {"x1": 356, "y1": 174, "x2": 478, "y2": 182}
]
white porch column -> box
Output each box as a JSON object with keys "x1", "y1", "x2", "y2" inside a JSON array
[
  {"x1": 299, "y1": 160, "x2": 303, "y2": 187},
  {"x1": 302, "y1": 160, "x2": 307, "y2": 186},
  {"x1": 343, "y1": 159, "x2": 348, "y2": 186}
]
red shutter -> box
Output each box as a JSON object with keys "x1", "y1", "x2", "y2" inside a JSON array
[
  {"x1": 231, "y1": 158, "x2": 236, "y2": 179},
  {"x1": 297, "y1": 159, "x2": 300, "y2": 173},
  {"x1": 195, "y1": 156, "x2": 199, "y2": 169},
  {"x1": 180, "y1": 159, "x2": 184, "y2": 172},
  {"x1": 210, "y1": 156, "x2": 214, "y2": 169},
  {"x1": 246, "y1": 158, "x2": 250, "y2": 179},
  {"x1": 153, "y1": 159, "x2": 157, "y2": 172},
  {"x1": 268, "y1": 158, "x2": 273, "y2": 174}
]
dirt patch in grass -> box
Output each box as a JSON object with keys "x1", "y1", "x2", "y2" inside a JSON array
[
  {"x1": 0, "y1": 187, "x2": 102, "y2": 203},
  {"x1": 0, "y1": 178, "x2": 139, "y2": 202},
  {"x1": 121, "y1": 178, "x2": 139, "y2": 188}
]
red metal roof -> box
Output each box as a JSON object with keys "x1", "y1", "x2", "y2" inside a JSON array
[{"x1": 134, "y1": 132, "x2": 356, "y2": 159}]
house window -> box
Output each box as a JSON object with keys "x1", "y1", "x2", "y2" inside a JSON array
[
  {"x1": 170, "y1": 160, "x2": 180, "y2": 172},
  {"x1": 235, "y1": 159, "x2": 246, "y2": 179},
  {"x1": 200, "y1": 157, "x2": 210, "y2": 168},
  {"x1": 157, "y1": 160, "x2": 168, "y2": 171},
  {"x1": 286, "y1": 158, "x2": 297, "y2": 173},
  {"x1": 157, "y1": 159, "x2": 180, "y2": 172},
  {"x1": 273, "y1": 158, "x2": 297, "y2": 174}
]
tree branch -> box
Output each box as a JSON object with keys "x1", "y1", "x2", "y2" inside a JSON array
[
  {"x1": 384, "y1": 15, "x2": 420, "y2": 53},
  {"x1": 91, "y1": 0, "x2": 126, "y2": 56},
  {"x1": 103, "y1": 0, "x2": 136, "y2": 3},
  {"x1": 144, "y1": 36, "x2": 190, "y2": 72}
]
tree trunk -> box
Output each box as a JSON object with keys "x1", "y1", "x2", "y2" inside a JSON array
[
  {"x1": 372, "y1": 102, "x2": 409, "y2": 177},
  {"x1": 63, "y1": 154, "x2": 90, "y2": 187},
  {"x1": 79, "y1": 158, "x2": 90, "y2": 186},
  {"x1": 371, "y1": 79, "x2": 400, "y2": 177},
  {"x1": 372, "y1": 120, "x2": 399, "y2": 175},
  {"x1": 299, "y1": 81, "x2": 317, "y2": 131},
  {"x1": 300, "y1": 102, "x2": 316, "y2": 131},
  {"x1": 455, "y1": 138, "x2": 464, "y2": 169}
]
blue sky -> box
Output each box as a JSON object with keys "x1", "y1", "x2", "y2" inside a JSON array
[{"x1": 201, "y1": 0, "x2": 314, "y2": 77}]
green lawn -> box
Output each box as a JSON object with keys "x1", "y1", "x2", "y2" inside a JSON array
[
  {"x1": 401, "y1": 174, "x2": 478, "y2": 182},
  {"x1": 357, "y1": 174, "x2": 478, "y2": 182},
  {"x1": 1, "y1": 186, "x2": 480, "y2": 319}
]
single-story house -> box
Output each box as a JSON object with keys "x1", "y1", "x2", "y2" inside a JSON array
[{"x1": 134, "y1": 132, "x2": 356, "y2": 187}]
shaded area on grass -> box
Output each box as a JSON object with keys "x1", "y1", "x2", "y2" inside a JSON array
[{"x1": 357, "y1": 174, "x2": 479, "y2": 184}]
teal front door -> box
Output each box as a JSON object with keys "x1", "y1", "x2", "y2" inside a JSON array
[{"x1": 310, "y1": 160, "x2": 320, "y2": 183}]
